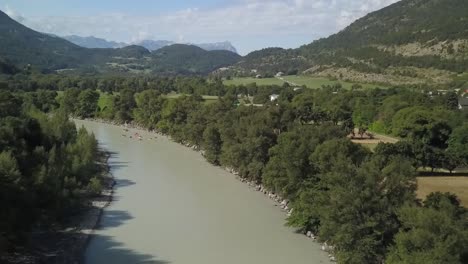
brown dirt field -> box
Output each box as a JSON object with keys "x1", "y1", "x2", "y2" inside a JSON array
[
  {"x1": 417, "y1": 176, "x2": 468, "y2": 206},
  {"x1": 351, "y1": 133, "x2": 399, "y2": 151}
]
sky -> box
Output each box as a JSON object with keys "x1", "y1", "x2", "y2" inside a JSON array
[{"x1": 0, "y1": 0, "x2": 400, "y2": 55}]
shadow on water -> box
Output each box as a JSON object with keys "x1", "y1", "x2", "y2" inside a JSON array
[
  {"x1": 115, "y1": 178, "x2": 136, "y2": 188},
  {"x1": 97, "y1": 210, "x2": 133, "y2": 229},
  {"x1": 109, "y1": 161, "x2": 130, "y2": 170},
  {"x1": 85, "y1": 234, "x2": 170, "y2": 264},
  {"x1": 88, "y1": 210, "x2": 170, "y2": 264}
]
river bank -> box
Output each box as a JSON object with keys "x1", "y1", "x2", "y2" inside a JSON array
[
  {"x1": 81, "y1": 118, "x2": 336, "y2": 263},
  {"x1": 1, "y1": 151, "x2": 115, "y2": 264}
]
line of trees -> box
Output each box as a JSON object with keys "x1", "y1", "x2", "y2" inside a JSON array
[{"x1": 0, "y1": 90, "x2": 105, "y2": 254}]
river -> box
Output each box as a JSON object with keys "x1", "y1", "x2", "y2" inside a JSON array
[{"x1": 78, "y1": 120, "x2": 331, "y2": 264}]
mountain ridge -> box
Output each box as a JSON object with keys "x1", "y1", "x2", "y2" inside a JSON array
[
  {"x1": 231, "y1": 0, "x2": 468, "y2": 86},
  {"x1": 0, "y1": 10, "x2": 241, "y2": 75},
  {"x1": 62, "y1": 35, "x2": 238, "y2": 53}
]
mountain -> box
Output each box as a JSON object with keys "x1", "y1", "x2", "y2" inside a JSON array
[
  {"x1": 0, "y1": 10, "x2": 152, "y2": 70},
  {"x1": 62, "y1": 35, "x2": 238, "y2": 53},
  {"x1": 0, "y1": 10, "x2": 89, "y2": 70},
  {"x1": 0, "y1": 58, "x2": 18, "y2": 75},
  {"x1": 151, "y1": 44, "x2": 241, "y2": 74},
  {"x1": 233, "y1": 0, "x2": 468, "y2": 85},
  {"x1": 63, "y1": 35, "x2": 126, "y2": 49},
  {"x1": 196, "y1": 41, "x2": 237, "y2": 53},
  {"x1": 135, "y1": 40, "x2": 174, "y2": 51},
  {"x1": 0, "y1": 10, "x2": 241, "y2": 74}
]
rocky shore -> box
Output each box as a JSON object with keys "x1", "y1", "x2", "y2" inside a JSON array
[
  {"x1": 1, "y1": 152, "x2": 115, "y2": 264},
  {"x1": 83, "y1": 118, "x2": 337, "y2": 263}
]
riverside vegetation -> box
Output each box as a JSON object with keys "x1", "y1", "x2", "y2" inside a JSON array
[
  {"x1": 0, "y1": 89, "x2": 108, "y2": 261},
  {"x1": 3, "y1": 73, "x2": 465, "y2": 263}
]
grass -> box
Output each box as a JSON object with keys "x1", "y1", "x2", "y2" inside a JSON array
[
  {"x1": 224, "y1": 75, "x2": 387, "y2": 89},
  {"x1": 224, "y1": 77, "x2": 286, "y2": 86},
  {"x1": 351, "y1": 130, "x2": 399, "y2": 151},
  {"x1": 164, "y1": 93, "x2": 219, "y2": 104},
  {"x1": 417, "y1": 176, "x2": 468, "y2": 206},
  {"x1": 282, "y1": 76, "x2": 386, "y2": 89}
]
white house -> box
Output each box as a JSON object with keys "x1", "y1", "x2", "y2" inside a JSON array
[
  {"x1": 458, "y1": 97, "x2": 468, "y2": 110},
  {"x1": 270, "y1": 94, "x2": 280, "y2": 102}
]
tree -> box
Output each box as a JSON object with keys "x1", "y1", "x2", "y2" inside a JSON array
[
  {"x1": 315, "y1": 155, "x2": 416, "y2": 263},
  {"x1": 134, "y1": 90, "x2": 165, "y2": 129},
  {"x1": 392, "y1": 107, "x2": 451, "y2": 149},
  {"x1": 0, "y1": 91, "x2": 21, "y2": 118},
  {"x1": 76, "y1": 89, "x2": 99, "y2": 118},
  {"x1": 113, "y1": 88, "x2": 136, "y2": 123},
  {"x1": 386, "y1": 203, "x2": 468, "y2": 264},
  {"x1": 263, "y1": 126, "x2": 320, "y2": 198},
  {"x1": 352, "y1": 98, "x2": 377, "y2": 137},
  {"x1": 60, "y1": 88, "x2": 81, "y2": 115},
  {"x1": 447, "y1": 123, "x2": 468, "y2": 166},
  {"x1": 203, "y1": 124, "x2": 222, "y2": 164}
]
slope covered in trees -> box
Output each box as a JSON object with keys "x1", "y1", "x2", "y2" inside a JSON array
[
  {"x1": 151, "y1": 44, "x2": 241, "y2": 75},
  {"x1": 233, "y1": 0, "x2": 468, "y2": 85},
  {"x1": 0, "y1": 10, "x2": 241, "y2": 75}
]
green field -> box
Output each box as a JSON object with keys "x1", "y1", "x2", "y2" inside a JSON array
[
  {"x1": 282, "y1": 76, "x2": 385, "y2": 89},
  {"x1": 224, "y1": 75, "x2": 386, "y2": 89},
  {"x1": 224, "y1": 77, "x2": 285, "y2": 86}
]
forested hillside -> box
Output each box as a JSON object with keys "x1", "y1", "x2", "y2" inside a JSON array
[
  {"x1": 0, "y1": 11, "x2": 241, "y2": 75},
  {"x1": 0, "y1": 58, "x2": 18, "y2": 75},
  {"x1": 233, "y1": 0, "x2": 468, "y2": 85},
  {"x1": 151, "y1": 44, "x2": 241, "y2": 75}
]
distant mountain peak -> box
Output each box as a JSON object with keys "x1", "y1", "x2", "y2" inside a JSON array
[{"x1": 62, "y1": 35, "x2": 127, "y2": 49}]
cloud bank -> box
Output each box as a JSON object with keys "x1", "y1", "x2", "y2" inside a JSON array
[{"x1": 3, "y1": 0, "x2": 400, "y2": 54}]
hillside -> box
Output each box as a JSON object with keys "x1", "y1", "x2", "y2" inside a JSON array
[
  {"x1": 233, "y1": 0, "x2": 468, "y2": 86},
  {"x1": 62, "y1": 35, "x2": 238, "y2": 53},
  {"x1": 0, "y1": 11, "x2": 241, "y2": 74},
  {"x1": 0, "y1": 58, "x2": 19, "y2": 75},
  {"x1": 151, "y1": 44, "x2": 241, "y2": 74}
]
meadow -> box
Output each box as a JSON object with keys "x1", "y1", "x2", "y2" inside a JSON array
[
  {"x1": 224, "y1": 75, "x2": 387, "y2": 89},
  {"x1": 417, "y1": 176, "x2": 468, "y2": 206}
]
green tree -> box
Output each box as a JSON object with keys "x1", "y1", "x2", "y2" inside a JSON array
[
  {"x1": 202, "y1": 124, "x2": 222, "y2": 164},
  {"x1": 60, "y1": 88, "x2": 81, "y2": 115},
  {"x1": 447, "y1": 123, "x2": 468, "y2": 166},
  {"x1": 386, "y1": 203, "x2": 468, "y2": 264},
  {"x1": 76, "y1": 89, "x2": 99, "y2": 118}
]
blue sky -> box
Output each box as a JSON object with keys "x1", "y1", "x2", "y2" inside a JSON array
[{"x1": 0, "y1": 0, "x2": 399, "y2": 55}]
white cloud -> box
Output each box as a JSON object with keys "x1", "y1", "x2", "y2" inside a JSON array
[
  {"x1": 2, "y1": 0, "x2": 400, "y2": 54},
  {"x1": 3, "y1": 4, "x2": 24, "y2": 22}
]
